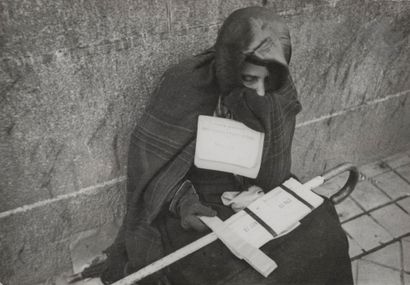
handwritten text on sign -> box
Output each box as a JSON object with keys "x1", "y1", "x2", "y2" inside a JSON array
[{"x1": 195, "y1": 116, "x2": 264, "y2": 178}]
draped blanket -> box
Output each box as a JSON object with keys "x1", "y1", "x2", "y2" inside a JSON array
[{"x1": 95, "y1": 7, "x2": 303, "y2": 284}]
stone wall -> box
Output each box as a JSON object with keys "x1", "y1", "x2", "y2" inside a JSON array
[{"x1": 0, "y1": 0, "x2": 409, "y2": 284}]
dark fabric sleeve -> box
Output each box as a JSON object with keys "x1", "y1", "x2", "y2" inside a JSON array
[
  {"x1": 167, "y1": 180, "x2": 197, "y2": 216},
  {"x1": 99, "y1": 53, "x2": 219, "y2": 283}
]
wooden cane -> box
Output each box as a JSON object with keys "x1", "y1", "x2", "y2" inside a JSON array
[{"x1": 110, "y1": 163, "x2": 358, "y2": 285}]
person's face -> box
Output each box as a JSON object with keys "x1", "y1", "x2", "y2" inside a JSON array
[{"x1": 240, "y1": 62, "x2": 269, "y2": 96}]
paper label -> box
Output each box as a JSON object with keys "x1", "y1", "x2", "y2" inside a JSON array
[
  {"x1": 223, "y1": 178, "x2": 324, "y2": 248},
  {"x1": 247, "y1": 188, "x2": 310, "y2": 234},
  {"x1": 194, "y1": 116, "x2": 264, "y2": 178}
]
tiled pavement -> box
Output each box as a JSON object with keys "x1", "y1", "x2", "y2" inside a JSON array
[
  {"x1": 334, "y1": 151, "x2": 410, "y2": 285},
  {"x1": 45, "y1": 150, "x2": 410, "y2": 285}
]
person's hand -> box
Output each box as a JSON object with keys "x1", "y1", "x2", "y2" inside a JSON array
[
  {"x1": 223, "y1": 87, "x2": 270, "y2": 132},
  {"x1": 178, "y1": 190, "x2": 217, "y2": 232}
]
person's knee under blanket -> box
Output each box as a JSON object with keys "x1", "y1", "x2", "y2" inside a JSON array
[{"x1": 78, "y1": 6, "x2": 353, "y2": 285}]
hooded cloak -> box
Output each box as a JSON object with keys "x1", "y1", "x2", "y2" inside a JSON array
[{"x1": 91, "y1": 7, "x2": 351, "y2": 285}]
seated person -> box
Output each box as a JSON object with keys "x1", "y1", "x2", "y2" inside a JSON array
[{"x1": 82, "y1": 6, "x2": 353, "y2": 285}]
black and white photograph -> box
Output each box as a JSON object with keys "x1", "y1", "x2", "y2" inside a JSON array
[{"x1": 1, "y1": 1, "x2": 410, "y2": 284}]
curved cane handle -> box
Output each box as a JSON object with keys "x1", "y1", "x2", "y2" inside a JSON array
[{"x1": 321, "y1": 163, "x2": 359, "y2": 204}]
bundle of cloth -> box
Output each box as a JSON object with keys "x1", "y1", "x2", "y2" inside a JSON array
[{"x1": 79, "y1": 6, "x2": 353, "y2": 285}]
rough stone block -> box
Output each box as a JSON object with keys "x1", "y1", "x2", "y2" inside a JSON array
[
  {"x1": 0, "y1": 181, "x2": 125, "y2": 285},
  {"x1": 0, "y1": 19, "x2": 222, "y2": 211},
  {"x1": 281, "y1": 1, "x2": 410, "y2": 122},
  {"x1": 0, "y1": 47, "x2": 142, "y2": 210},
  {"x1": 0, "y1": 35, "x2": 176, "y2": 210},
  {"x1": 351, "y1": 180, "x2": 391, "y2": 211},
  {"x1": 371, "y1": 171, "x2": 410, "y2": 199},
  {"x1": 169, "y1": 0, "x2": 220, "y2": 31},
  {"x1": 1, "y1": 0, "x2": 169, "y2": 56},
  {"x1": 370, "y1": 204, "x2": 410, "y2": 238},
  {"x1": 293, "y1": 94, "x2": 410, "y2": 180},
  {"x1": 70, "y1": 223, "x2": 120, "y2": 273},
  {"x1": 167, "y1": 25, "x2": 219, "y2": 60},
  {"x1": 342, "y1": 215, "x2": 392, "y2": 251},
  {"x1": 217, "y1": 0, "x2": 262, "y2": 21},
  {"x1": 2, "y1": 240, "x2": 72, "y2": 285},
  {"x1": 265, "y1": 0, "x2": 348, "y2": 16}
]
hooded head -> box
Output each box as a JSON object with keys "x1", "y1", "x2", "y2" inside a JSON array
[{"x1": 214, "y1": 6, "x2": 292, "y2": 95}]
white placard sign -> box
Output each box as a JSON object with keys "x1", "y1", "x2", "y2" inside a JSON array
[
  {"x1": 224, "y1": 178, "x2": 324, "y2": 249},
  {"x1": 194, "y1": 115, "x2": 264, "y2": 178}
]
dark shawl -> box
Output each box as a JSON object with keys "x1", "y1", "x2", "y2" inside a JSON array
[{"x1": 99, "y1": 7, "x2": 302, "y2": 284}]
